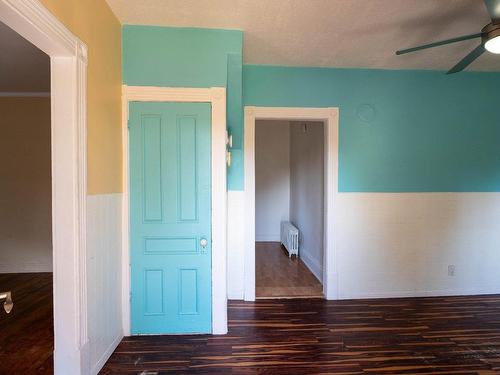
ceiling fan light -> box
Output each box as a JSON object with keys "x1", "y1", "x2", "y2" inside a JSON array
[
  {"x1": 485, "y1": 35, "x2": 500, "y2": 53},
  {"x1": 482, "y1": 23, "x2": 500, "y2": 54}
]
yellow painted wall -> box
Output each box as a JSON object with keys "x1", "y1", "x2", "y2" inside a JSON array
[{"x1": 40, "y1": 0, "x2": 122, "y2": 194}]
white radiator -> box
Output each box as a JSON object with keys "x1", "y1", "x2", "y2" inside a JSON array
[{"x1": 280, "y1": 221, "x2": 299, "y2": 258}]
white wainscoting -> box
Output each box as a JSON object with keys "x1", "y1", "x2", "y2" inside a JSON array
[
  {"x1": 336, "y1": 193, "x2": 500, "y2": 299},
  {"x1": 87, "y1": 193, "x2": 123, "y2": 374},
  {"x1": 227, "y1": 191, "x2": 245, "y2": 299},
  {"x1": 228, "y1": 191, "x2": 500, "y2": 301}
]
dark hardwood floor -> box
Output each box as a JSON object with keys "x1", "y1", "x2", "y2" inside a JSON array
[
  {"x1": 0, "y1": 273, "x2": 53, "y2": 374},
  {"x1": 101, "y1": 295, "x2": 500, "y2": 374}
]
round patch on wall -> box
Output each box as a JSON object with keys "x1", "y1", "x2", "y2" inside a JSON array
[{"x1": 356, "y1": 103, "x2": 377, "y2": 123}]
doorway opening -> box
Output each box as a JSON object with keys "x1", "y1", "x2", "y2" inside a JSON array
[
  {"x1": 0, "y1": 20, "x2": 53, "y2": 372},
  {"x1": 255, "y1": 120, "x2": 325, "y2": 298},
  {"x1": 244, "y1": 107, "x2": 339, "y2": 301},
  {"x1": 0, "y1": 1, "x2": 88, "y2": 372}
]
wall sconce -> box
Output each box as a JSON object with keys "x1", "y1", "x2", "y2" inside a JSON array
[
  {"x1": 226, "y1": 130, "x2": 233, "y2": 148},
  {"x1": 226, "y1": 130, "x2": 233, "y2": 167}
]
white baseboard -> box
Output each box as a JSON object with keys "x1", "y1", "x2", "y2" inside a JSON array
[
  {"x1": 300, "y1": 249, "x2": 322, "y2": 282},
  {"x1": 91, "y1": 333, "x2": 122, "y2": 375},
  {"x1": 228, "y1": 289, "x2": 244, "y2": 300},
  {"x1": 54, "y1": 346, "x2": 87, "y2": 375},
  {"x1": 0, "y1": 262, "x2": 52, "y2": 273},
  {"x1": 339, "y1": 288, "x2": 500, "y2": 300}
]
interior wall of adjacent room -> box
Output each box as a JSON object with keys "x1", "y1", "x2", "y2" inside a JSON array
[
  {"x1": 289, "y1": 121, "x2": 324, "y2": 281},
  {"x1": 0, "y1": 97, "x2": 52, "y2": 273},
  {"x1": 255, "y1": 120, "x2": 290, "y2": 241}
]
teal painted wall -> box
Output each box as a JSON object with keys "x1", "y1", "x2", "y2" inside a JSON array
[
  {"x1": 123, "y1": 25, "x2": 241, "y2": 87},
  {"x1": 122, "y1": 25, "x2": 244, "y2": 189},
  {"x1": 122, "y1": 26, "x2": 500, "y2": 192},
  {"x1": 243, "y1": 65, "x2": 500, "y2": 192}
]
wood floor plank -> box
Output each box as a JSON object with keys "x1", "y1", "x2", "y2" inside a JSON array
[
  {"x1": 101, "y1": 295, "x2": 500, "y2": 374},
  {"x1": 0, "y1": 273, "x2": 53, "y2": 374},
  {"x1": 256, "y1": 241, "x2": 323, "y2": 298}
]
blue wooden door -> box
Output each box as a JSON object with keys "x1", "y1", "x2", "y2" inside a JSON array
[{"x1": 129, "y1": 101, "x2": 212, "y2": 334}]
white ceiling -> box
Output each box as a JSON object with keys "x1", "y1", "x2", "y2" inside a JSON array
[
  {"x1": 106, "y1": 0, "x2": 500, "y2": 71},
  {"x1": 0, "y1": 22, "x2": 50, "y2": 92}
]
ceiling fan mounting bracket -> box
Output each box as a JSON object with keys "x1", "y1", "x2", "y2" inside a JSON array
[{"x1": 482, "y1": 22, "x2": 500, "y2": 44}]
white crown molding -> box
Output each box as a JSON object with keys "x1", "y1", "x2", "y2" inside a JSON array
[
  {"x1": 0, "y1": 0, "x2": 85, "y2": 57},
  {"x1": 122, "y1": 85, "x2": 216, "y2": 105},
  {"x1": 244, "y1": 106, "x2": 338, "y2": 121}
]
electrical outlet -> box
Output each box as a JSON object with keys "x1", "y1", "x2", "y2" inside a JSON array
[{"x1": 448, "y1": 265, "x2": 456, "y2": 277}]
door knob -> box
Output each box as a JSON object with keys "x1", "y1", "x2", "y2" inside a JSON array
[
  {"x1": 0, "y1": 291, "x2": 13, "y2": 314},
  {"x1": 200, "y1": 238, "x2": 208, "y2": 249}
]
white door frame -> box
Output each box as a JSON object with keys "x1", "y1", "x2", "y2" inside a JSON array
[
  {"x1": 0, "y1": 0, "x2": 88, "y2": 373},
  {"x1": 244, "y1": 107, "x2": 339, "y2": 301},
  {"x1": 121, "y1": 85, "x2": 228, "y2": 335}
]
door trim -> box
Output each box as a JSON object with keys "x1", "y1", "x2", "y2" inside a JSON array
[
  {"x1": 0, "y1": 0, "x2": 88, "y2": 373},
  {"x1": 244, "y1": 107, "x2": 339, "y2": 301},
  {"x1": 122, "y1": 85, "x2": 228, "y2": 335}
]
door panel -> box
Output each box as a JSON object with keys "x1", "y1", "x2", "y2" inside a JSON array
[{"x1": 129, "y1": 101, "x2": 212, "y2": 334}]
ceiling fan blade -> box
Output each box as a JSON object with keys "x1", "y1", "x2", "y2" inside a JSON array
[
  {"x1": 484, "y1": 0, "x2": 500, "y2": 22},
  {"x1": 396, "y1": 33, "x2": 482, "y2": 55},
  {"x1": 446, "y1": 44, "x2": 486, "y2": 74}
]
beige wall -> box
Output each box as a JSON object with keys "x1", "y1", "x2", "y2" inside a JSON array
[
  {"x1": 40, "y1": 0, "x2": 122, "y2": 194},
  {"x1": 255, "y1": 120, "x2": 291, "y2": 241},
  {"x1": 0, "y1": 97, "x2": 52, "y2": 272},
  {"x1": 290, "y1": 121, "x2": 324, "y2": 280}
]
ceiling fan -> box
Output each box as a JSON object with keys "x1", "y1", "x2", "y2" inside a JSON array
[{"x1": 396, "y1": 0, "x2": 500, "y2": 74}]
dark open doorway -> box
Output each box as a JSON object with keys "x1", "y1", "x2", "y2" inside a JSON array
[
  {"x1": 254, "y1": 119, "x2": 325, "y2": 298},
  {"x1": 0, "y1": 20, "x2": 53, "y2": 373}
]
